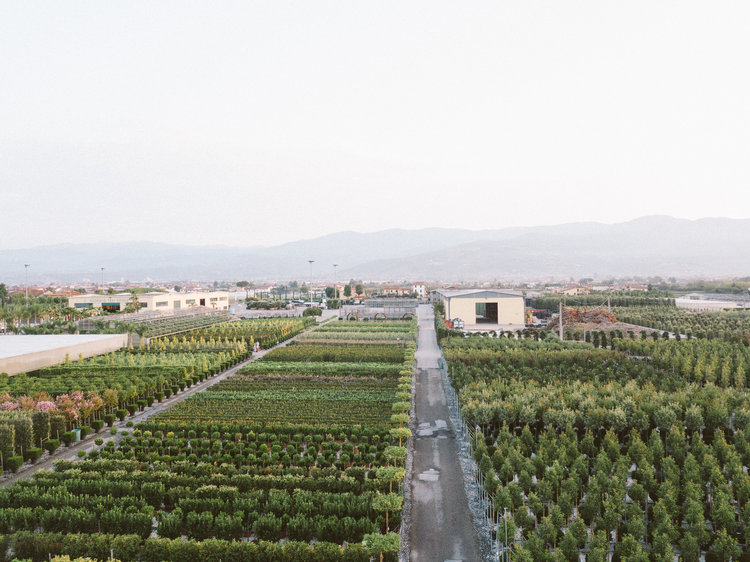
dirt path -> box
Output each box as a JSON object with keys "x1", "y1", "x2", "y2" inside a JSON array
[
  {"x1": 409, "y1": 304, "x2": 481, "y2": 562},
  {"x1": 0, "y1": 322, "x2": 319, "y2": 488}
]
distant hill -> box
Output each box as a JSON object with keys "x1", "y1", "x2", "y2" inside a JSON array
[{"x1": 1, "y1": 216, "x2": 749, "y2": 283}]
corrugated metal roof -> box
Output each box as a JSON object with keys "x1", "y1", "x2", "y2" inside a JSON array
[{"x1": 434, "y1": 288, "x2": 523, "y2": 299}]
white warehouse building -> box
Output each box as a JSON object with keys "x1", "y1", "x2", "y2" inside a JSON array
[
  {"x1": 432, "y1": 288, "x2": 525, "y2": 329},
  {"x1": 68, "y1": 291, "x2": 230, "y2": 313}
]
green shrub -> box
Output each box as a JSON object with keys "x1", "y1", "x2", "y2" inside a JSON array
[
  {"x1": 215, "y1": 511, "x2": 244, "y2": 540},
  {"x1": 109, "y1": 534, "x2": 142, "y2": 561},
  {"x1": 303, "y1": 307, "x2": 323, "y2": 317},
  {"x1": 157, "y1": 508, "x2": 183, "y2": 539},
  {"x1": 104, "y1": 414, "x2": 116, "y2": 427},
  {"x1": 170, "y1": 538, "x2": 200, "y2": 561},
  {"x1": 24, "y1": 447, "x2": 42, "y2": 462},
  {"x1": 254, "y1": 513, "x2": 282, "y2": 541},
  {"x1": 44, "y1": 438, "x2": 60, "y2": 454},
  {"x1": 342, "y1": 542, "x2": 370, "y2": 562},
  {"x1": 125, "y1": 404, "x2": 138, "y2": 415},
  {"x1": 287, "y1": 514, "x2": 315, "y2": 541},
  {"x1": 315, "y1": 541, "x2": 345, "y2": 561},
  {"x1": 116, "y1": 409, "x2": 128, "y2": 421},
  {"x1": 141, "y1": 537, "x2": 172, "y2": 562},
  {"x1": 185, "y1": 510, "x2": 214, "y2": 540},
  {"x1": 61, "y1": 431, "x2": 75, "y2": 446},
  {"x1": 31, "y1": 410, "x2": 50, "y2": 445},
  {"x1": 91, "y1": 419, "x2": 105, "y2": 432},
  {"x1": 80, "y1": 425, "x2": 92, "y2": 439},
  {"x1": 5, "y1": 455, "x2": 23, "y2": 472}
]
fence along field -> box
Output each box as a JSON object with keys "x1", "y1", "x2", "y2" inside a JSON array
[
  {"x1": 440, "y1": 329, "x2": 749, "y2": 561},
  {"x1": 0, "y1": 319, "x2": 415, "y2": 561}
]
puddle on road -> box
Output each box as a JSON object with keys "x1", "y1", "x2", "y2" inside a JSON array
[
  {"x1": 418, "y1": 468, "x2": 440, "y2": 482},
  {"x1": 416, "y1": 419, "x2": 450, "y2": 438}
]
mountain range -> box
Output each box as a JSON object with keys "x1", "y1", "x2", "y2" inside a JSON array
[{"x1": 1, "y1": 216, "x2": 749, "y2": 284}]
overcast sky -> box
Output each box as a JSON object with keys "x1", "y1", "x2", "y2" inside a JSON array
[{"x1": 1, "y1": 1, "x2": 748, "y2": 250}]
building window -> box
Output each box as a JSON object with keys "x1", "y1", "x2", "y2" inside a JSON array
[
  {"x1": 156, "y1": 301, "x2": 168, "y2": 307},
  {"x1": 185, "y1": 299, "x2": 196, "y2": 305},
  {"x1": 74, "y1": 303, "x2": 92, "y2": 309}
]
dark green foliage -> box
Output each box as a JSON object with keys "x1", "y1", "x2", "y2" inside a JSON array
[
  {"x1": 43, "y1": 438, "x2": 60, "y2": 454},
  {"x1": 4, "y1": 455, "x2": 23, "y2": 472},
  {"x1": 254, "y1": 513, "x2": 282, "y2": 541},
  {"x1": 23, "y1": 447, "x2": 42, "y2": 462},
  {"x1": 303, "y1": 306, "x2": 323, "y2": 317}
]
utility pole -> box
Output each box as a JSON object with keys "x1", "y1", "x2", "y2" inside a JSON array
[
  {"x1": 559, "y1": 301, "x2": 563, "y2": 341},
  {"x1": 24, "y1": 264, "x2": 30, "y2": 299},
  {"x1": 333, "y1": 264, "x2": 338, "y2": 299},
  {"x1": 101, "y1": 267, "x2": 105, "y2": 291},
  {"x1": 308, "y1": 260, "x2": 315, "y2": 305},
  {"x1": 607, "y1": 295, "x2": 611, "y2": 313}
]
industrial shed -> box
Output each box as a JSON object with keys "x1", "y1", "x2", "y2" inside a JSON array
[{"x1": 432, "y1": 288, "x2": 525, "y2": 329}]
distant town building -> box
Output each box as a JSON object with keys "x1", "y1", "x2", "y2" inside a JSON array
[
  {"x1": 382, "y1": 285, "x2": 412, "y2": 297},
  {"x1": 68, "y1": 291, "x2": 230, "y2": 313},
  {"x1": 554, "y1": 285, "x2": 591, "y2": 296},
  {"x1": 412, "y1": 282, "x2": 427, "y2": 298}
]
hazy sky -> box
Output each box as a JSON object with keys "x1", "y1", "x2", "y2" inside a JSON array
[{"x1": 1, "y1": 1, "x2": 748, "y2": 250}]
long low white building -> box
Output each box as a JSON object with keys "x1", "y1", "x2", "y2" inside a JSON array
[
  {"x1": 68, "y1": 291, "x2": 229, "y2": 313},
  {"x1": 0, "y1": 334, "x2": 128, "y2": 375}
]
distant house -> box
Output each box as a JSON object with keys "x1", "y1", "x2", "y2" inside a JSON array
[
  {"x1": 42, "y1": 288, "x2": 83, "y2": 297},
  {"x1": 559, "y1": 285, "x2": 590, "y2": 296},
  {"x1": 383, "y1": 285, "x2": 412, "y2": 297},
  {"x1": 412, "y1": 282, "x2": 427, "y2": 298},
  {"x1": 591, "y1": 285, "x2": 615, "y2": 292},
  {"x1": 10, "y1": 286, "x2": 46, "y2": 297},
  {"x1": 245, "y1": 285, "x2": 275, "y2": 298}
]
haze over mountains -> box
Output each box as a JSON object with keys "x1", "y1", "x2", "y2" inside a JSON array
[{"x1": 2, "y1": 216, "x2": 749, "y2": 284}]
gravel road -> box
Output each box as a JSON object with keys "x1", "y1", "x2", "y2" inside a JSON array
[{"x1": 409, "y1": 304, "x2": 481, "y2": 561}]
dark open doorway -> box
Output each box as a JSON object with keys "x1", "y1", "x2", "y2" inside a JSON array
[{"x1": 475, "y1": 302, "x2": 498, "y2": 323}]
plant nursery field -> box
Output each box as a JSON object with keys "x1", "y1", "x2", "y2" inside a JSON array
[
  {"x1": 0, "y1": 319, "x2": 415, "y2": 561},
  {"x1": 441, "y1": 323, "x2": 750, "y2": 561}
]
